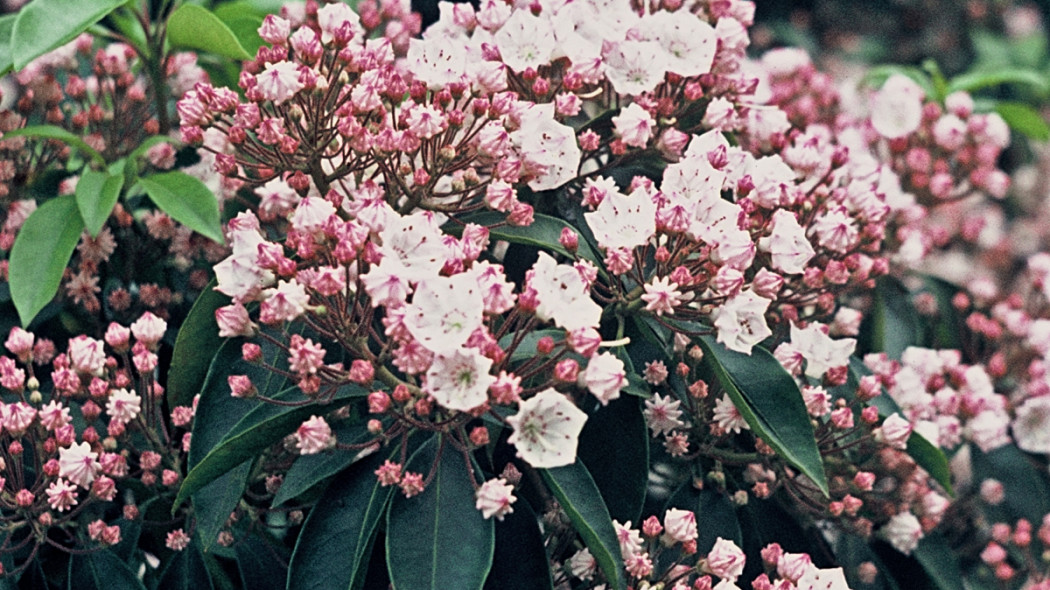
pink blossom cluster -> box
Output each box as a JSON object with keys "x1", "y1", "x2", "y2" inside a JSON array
[{"x1": 0, "y1": 315, "x2": 196, "y2": 576}]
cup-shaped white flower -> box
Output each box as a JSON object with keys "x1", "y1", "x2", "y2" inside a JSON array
[
  {"x1": 404, "y1": 274, "x2": 484, "y2": 354},
  {"x1": 424, "y1": 347, "x2": 496, "y2": 412},
  {"x1": 506, "y1": 388, "x2": 587, "y2": 468}
]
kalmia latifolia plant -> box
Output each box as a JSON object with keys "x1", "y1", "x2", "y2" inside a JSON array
[{"x1": 0, "y1": 0, "x2": 1049, "y2": 588}]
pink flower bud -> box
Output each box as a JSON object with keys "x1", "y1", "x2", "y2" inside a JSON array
[{"x1": 368, "y1": 391, "x2": 390, "y2": 414}]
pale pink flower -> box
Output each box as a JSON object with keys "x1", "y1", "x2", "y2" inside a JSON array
[
  {"x1": 258, "y1": 14, "x2": 291, "y2": 45},
  {"x1": 789, "y1": 322, "x2": 856, "y2": 379},
  {"x1": 290, "y1": 196, "x2": 337, "y2": 234},
  {"x1": 662, "y1": 508, "x2": 698, "y2": 543},
  {"x1": 405, "y1": 103, "x2": 447, "y2": 140},
  {"x1": 880, "y1": 512, "x2": 923, "y2": 554},
  {"x1": 5, "y1": 327, "x2": 34, "y2": 362},
  {"x1": 494, "y1": 10, "x2": 555, "y2": 72},
  {"x1": 506, "y1": 388, "x2": 587, "y2": 468},
  {"x1": 527, "y1": 252, "x2": 601, "y2": 332},
  {"x1": 870, "y1": 74, "x2": 925, "y2": 139},
  {"x1": 255, "y1": 61, "x2": 305, "y2": 105},
  {"x1": 966, "y1": 410, "x2": 1011, "y2": 452},
  {"x1": 259, "y1": 279, "x2": 311, "y2": 323},
  {"x1": 59, "y1": 441, "x2": 100, "y2": 488},
  {"x1": 106, "y1": 388, "x2": 141, "y2": 425},
  {"x1": 475, "y1": 477, "x2": 516, "y2": 520},
  {"x1": 407, "y1": 37, "x2": 468, "y2": 90},
  {"x1": 796, "y1": 566, "x2": 851, "y2": 590},
  {"x1": 703, "y1": 97, "x2": 739, "y2": 131},
  {"x1": 512, "y1": 104, "x2": 582, "y2": 191},
  {"x1": 38, "y1": 401, "x2": 71, "y2": 431},
  {"x1": 569, "y1": 548, "x2": 597, "y2": 581},
  {"x1": 758, "y1": 210, "x2": 814, "y2": 275},
  {"x1": 876, "y1": 413, "x2": 912, "y2": 450},
  {"x1": 215, "y1": 303, "x2": 257, "y2": 338},
  {"x1": 296, "y1": 415, "x2": 334, "y2": 455},
  {"x1": 166, "y1": 529, "x2": 191, "y2": 551},
  {"x1": 130, "y1": 312, "x2": 167, "y2": 348},
  {"x1": 1012, "y1": 396, "x2": 1050, "y2": 454},
  {"x1": 424, "y1": 348, "x2": 496, "y2": 412},
  {"x1": 68, "y1": 335, "x2": 106, "y2": 376},
  {"x1": 613, "y1": 103, "x2": 656, "y2": 149},
  {"x1": 46, "y1": 478, "x2": 79, "y2": 512},
  {"x1": 777, "y1": 552, "x2": 813, "y2": 582},
  {"x1": 584, "y1": 186, "x2": 657, "y2": 251},
  {"x1": 802, "y1": 386, "x2": 831, "y2": 417},
  {"x1": 316, "y1": 2, "x2": 361, "y2": 44},
  {"x1": 403, "y1": 275, "x2": 484, "y2": 354},
  {"x1": 636, "y1": 11, "x2": 717, "y2": 77},
  {"x1": 582, "y1": 352, "x2": 626, "y2": 405},
  {"x1": 712, "y1": 395, "x2": 749, "y2": 435},
  {"x1": 603, "y1": 40, "x2": 667, "y2": 96},
  {"x1": 706, "y1": 537, "x2": 746, "y2": 581},
  {"x1": 713, "y1": 289, "x2": 773, "y2": 354},
  {"x1": 644, "y1": 394, "x2": 685, "y2": 436},
  {"x1": 2, "y1": 402, "x2": 36, "y2": 435},
  {"x1": 810, "y1": 207, "x2": 858, "y2": 254}
]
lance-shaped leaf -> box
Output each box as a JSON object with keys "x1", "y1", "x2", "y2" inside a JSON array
[
  {"x1": 272, "y1": 422, "x2": 377, "y2": 507},
  {"x1": 994, "y1": 101, "x2": 1050, "y2": 141},
  {"x1": 0, "y1": 14, "x2": 16, "y2": 74},
  {"x1": 387, "y1": 436, "x2": 494, "y2": 590},
  {"x1": 166, "y1": 280, "x2": 229, "y2": 408},
  {"x1": 177, "y1": 382, "x2": 367, "y2": 508},
  {"x1": 157, "y1": 537, "x2": 214, "y2": 590},
  {"x1": 3, "y1": 125, "x2": 105, "y2": 166},
  {"x1": 9, "y1": 195, "x2": 84, "y2": 326},
  {"x1": 67, "y1": 549, "x2": 147, "y2": 590},
  {"x1": 577, "y1": 396, "x2": 648, "y2": 524},
  {"x1": 540, "y1": 460, "x2": 626, "y2": 590},
  {"x1": 913, "y1": 533, "x2": 964, "y2": 590},
  {"x1": 454, "y1": 211, "x2": 603, "y2": 269},
  {"x1": 483, "y1": 499, "x2": 553, "y2": 590},
  {"x1": 697, "y1": 334, "x2": 829, "y2": 497},
  {"x1": 11, "y1": 0, "x2": 128, "y2": 70},
  {"x1": 167, "y1": 4, "x2": 253, "y2": 61},
  {"x1": 137, "y1": 172, "x2": 225, "y2": 244},
  {"x1": 288, "y1": 453, "x2": 396, "y2": 590},
  {"x1": 75, "y1": 167, "x2": 123, "y2": 237}
]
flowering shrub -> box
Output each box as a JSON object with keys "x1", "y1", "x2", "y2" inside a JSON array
[{"x1": 0, "y1": 0, "x2": 1050, "y2": 588}]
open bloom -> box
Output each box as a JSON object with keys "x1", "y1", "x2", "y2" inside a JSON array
[
  {"x1": 713, "y1": 289, "x2": 773, "y2": 354},
  {"x1": 424, "y1": 347, "x2": 496, "y2": 412},
  {"x1": 506, "y1": 388, "x2": 587, "y2": 468},
  {"x1": 1013, "y1": 396, "x2": 1050, "y2": 453},
  {"x1": 59, "y1": 441, "x2": 101, "y2": 488}
]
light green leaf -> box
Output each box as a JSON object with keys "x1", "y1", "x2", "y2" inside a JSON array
[
  {"x1": 167, "y1": 4, "x2": 252, "y2": 61},
  {"x1": 387, "y1": 436, "x2": 494, "y2": 590},
  {"x1": 540, "y1": 460, "x2": 626, "y2": 590},
  {"x1": 906, "y1": 432, "x2": 953, "y2": 497},
  {"x1": 913, "y1": 533, "x2": 964, "y2": 590},
  {"x1": 75, "y1": 169, "x2": 123, "y2": 237},
  {"x1": 3, "y1": 125, "x2": 105, "y2": 165},
  {"x1": 288, "y1": 453, "x2": 395, "y2": 590},
  {"x1": 993, "y1": 101, "x2": 1050, "y2": 141},
  {"x1": 11, "y1": 0, "x2": 128, "y2": 71},
  {"x1": 947, "y1": 68, "x2": 1050, "y2": 96},
  {"x1": 9, "y1": 195, "x2": 84, "y2": 326},
  {"x1": 697, "y1": 334, "x2": 829, "y2": 497},
  {"x1": 137, "y1": 172, "x2": 225, "y2": 244},
  {"x1": 0, "y1": 14, "x2": 17, "y2": 75}
]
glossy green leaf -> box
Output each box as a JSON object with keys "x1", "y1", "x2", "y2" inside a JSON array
[
  {"x1": 862, "y1": 277, "x2": 920, "y2": 360},
  {"x1": 234, "y1": 531, "x2": 289, "y2": 589},
  {"x1": 167, "y1": 4, "x2": 252, "y2": 61},
  {"x1": 213, "y1": 3, "x2": 267, "y2": 56},
  {"x1": 288, "y1": 453, "x2": 396, "y2": 590},
  {"x1": 11, "y1": 0, "x2": 128, "y2": 71},
  {"x1": 971, "y1": 444, "x2": 1050, "y2": 525},
  {"x1": 177, "y1": 381, "x2": 366, "y2": 508},
  {"x1": 906, "y1": 432, "x2": 953, "y2": 496},
  {"x1": 158, "y1": 538, "x2": 214, "y2": 590},
  {"x1": 137, "y1": 172, "x2": 225, "y2": 244},
  {"x1": 540, "y1": 460, "x2": 626, "y2": 590},
  {"x1": 455, "y1": 211, "x2": 603, "y2": 269},
  {"x1": 75, "y1": 169, "x2": 123, "y2": 237},
  {"x1": 913, "y1": 533, "x2": 963, "y2": 590},
  {"x1": 194, "y1": 464, "x2": 252, "y2": 552},
  {"x1": 0, "y1": 14, "x2": 16, "y2": 74},
  {"x1": 483, "y1": 499, "x2": 553, "y2": 590},
  {"x1": 166, "y1": 280, "x2": 229, "y2": 408},
  {"x1": 67, "y1": 549, "x2": 147, "y2": 590},
  {"x1": 9, "y1": 195, "x2": 84, "y2": 326},
  {"x1": 387, "y1": 436, "x2": 494, "y2": 590},
  {"x1": 577, "y1": 396, "x2": 648, "y2": 523},
  {"x1": 273, "y1": 422, "x2": 376, "y2": 507},
  {"x1": 3, "y1": 125, "x2": 105, "y2": 165},
  {"x1": 832, "y1": 532, "x2": 902, "y2": 590},
  {"x1": 994, "y1": 101, "x2": 1050, "y2": 141},
  {"x1": 697, "y1": 335, "x2": 829, "y2": 497},
  {"x1": 948, "y1": 68, "x2": 1050, "y2": 96}
]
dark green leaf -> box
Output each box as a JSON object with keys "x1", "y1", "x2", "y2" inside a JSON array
[
  {"x1": 9, "y1": 195, "x2": 84, "y2": 326},
  {"x1": 137, "y1": 172, "x2": 225, "y2": 244},
  {"x1": 697, "y1": 335, "x2": 829, "y2": 497},
  {"x1": 193, "y1": 463, "x2": 252, "y2": 552},
  {"x1": 0, "y1": 14, "x2": 16, "y2": 74},
  {"x1": 166, "y1": 280, "x2": 229, "y2": 408},
  {"x1": 832, "y1": 533, "x2": 902, "y2": 590},
  {"x1": 971, "y1": 444, "x2": 1050, "y2": 525},
  {"x1": 288, "y1": 452, "x2": 396, "y2": 590},
  {"x1": 273, "y1": 422, "x2": 376, "y2": 507},
  {"x1": 158, "y1": 538, "x2": 214, "y2": 590},
  {"x1": 68, "y1": 549, "x2": 147, "y2": 590},
  {"x1": 913, "y1": 533, "x2": 963, "y2": 590},
  {"x1": 75, "y1": 169, "x2": 123, "y2": 237},
  {"x1": 906, "y1": 433, "x2": 953, "y2": 496},
  {"x1": 234, "y1": 531, "x2": 289, "y2": 589},
  {"x1": 483, "y1": 499, "x2": 553, "y2": 590},
  {"x1": 577, "y1": 396, "x2": 648, "y2": 523},
  {"x1": 540, "y1": 460, "x2": 626, "y2": 590},
  {"x1": 454, "y1": 211, "x2": 603, "y2": 270},
  {"x1": 994, "y1": 101, "x2": 1050, "y2": 141},
  {"x1": 862, "y1": 277, "x2": 921, "y2": 360},
  {"x1": 178, "y1": 381, "x2": 367, "y2": 506},
  {"x1": 947, "y1": 68, "x2": 1050, "y2": 96},
  {"x1": 387, "y1": 436, "x2": 494, "y2": 590},
  {"x1": 11, "y1": 0, "x2": 127, "y2": 71},
  {"x1": 3, "y1": 125, "x2": 105, "y2": 165},
  {"x1": 167, "y1": 4, "x2": 252, "y2": 61}
]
